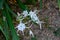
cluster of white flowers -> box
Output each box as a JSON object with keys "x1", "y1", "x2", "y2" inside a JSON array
[
  {"x1": 16, "y1": 10, "x2": 45, "y2": 37},
  {"x1": 22, "y1": 10, "x2": 45, "y2": 29}
]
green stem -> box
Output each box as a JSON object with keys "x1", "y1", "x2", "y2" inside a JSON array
[{"x1": 40, "y1": 0, "x2": 42, "y2": 9}]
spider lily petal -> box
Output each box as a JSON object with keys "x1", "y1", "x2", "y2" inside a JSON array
[
  {"x1": 16, "y1": 21, "x2": 26, "y2": 34},
  {"x1": 29, "y1": 30, "x2": 34, "y2": 37},
  {"x1": 17, "y1": 12, "x2": 20, "y2": 16},
  {"x1": 16, "y1": 12, "x2": 23, "y2": 21},
  {"x1": 22, "y1": 10, "x2": 28, "y2": 17}
]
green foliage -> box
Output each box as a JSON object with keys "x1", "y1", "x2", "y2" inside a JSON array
[
  {"x1": 53, "y1": 28, "x2": 60, "y2": 37},
  {"x1": 58, "y1": 0, "x2": 60, "y2": 9},
  {"x1": 25, "y1": 0, "x2": 36, "y2": 5},
  {"x1": 0, "y1": 25, "x2": 8, "y2": 40},
  {"x1": 6, "y1": 5, "x2": 17, "y2": 17},
  {"x1": 31, "y1": 36, "x2": 37, "y2": 40},
  {"x1": 0, "y1": 0, "x2": 5, "y2": 9},
  {"x1": 40, "y1": 0, "x2": 42, "y2": 9},
  {"x1": 3, "y1": 2, "x2": 19, "y2": 40},
  {"x1": 2, "y1": 10, "x2": 10, "y2": 40},
  {"x1": 16, "y1": 0, "x2": 27, "y2": 11}
]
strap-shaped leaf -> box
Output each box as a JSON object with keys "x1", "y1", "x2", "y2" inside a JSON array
[
  {"x1": 6, "y1": 5, "x2": 17, "y2": 17},
  {"x1": 0, "y1": 0, "x2": 5, "y2": 9},
  {"x1": 0, "y1": 25, "x2": 8, "y2": 40},
  {"x1": 2, "y1": 9, "x2": 10, "y2": 40},
  {"x1": 40, "y1": 0, "x2": 42, "y2": 9},
  {"x1": 58, "y1": 0, "x2": 60, "y2": 9},
  {"x1": 4, "y1": 3, "x2": 20, "y2": 40},
  {"x1": 16, "y1": 0, "x2": 27, "y2": 11}
]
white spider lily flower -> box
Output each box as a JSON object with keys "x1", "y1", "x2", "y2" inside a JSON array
[
  {"x1": 16, "y1": 21, "x2": 26, "y2": 35},
  {"x1": 29, "y1": 10, "x2": 39, "y2": 23},
  {"x1": 29, "y1": 10, "x2": 44, "y2": 29},
  {"x1": 16, "y1": 21, "x2": 31, "y2": 35},
  {"x1": 22, "y1": 10, "x2": 28, "y2": 17},
  {"x1": 29, "y1": 30, "x2": 34, "y2": 37}
]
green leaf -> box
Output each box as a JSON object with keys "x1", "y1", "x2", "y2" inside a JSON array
[
  {"x1": 31, "y1": 37, "x2": 37, "y2": 40},
  {"x1": 2, "y1": 9, "x2": 10, "y2": 40},
  {"x1": 58, "y1": 0, "x2": 60, "y2": 9},
  {"x1": 0, "y1": 25, "x2": 8, "y2": 40},
  {"x1": 0, "y1": 0, "x2": 5, "y2": 9},
  {"x1": 7, "y1": 5, "x2": 17, "y2": 17},
  {"x1": 16, "y1": 0, "x2": 27, "y2": 11},
  {"x1": 40, "y1": 0, "x2": 42, "y2": 9},
  {"x1": 0, "y1": 25, "x2": 3, "y2": 32},
  {"x1": 3, "y1": 3, "x2": 20, "y2": 40}
]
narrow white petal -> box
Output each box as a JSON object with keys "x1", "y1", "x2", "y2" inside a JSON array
[
  {"x1": 39, "y1": 23, "x2": 42, "y2": 29},
  {"x1": 29, "y1": 30, "x2": 34, "y2": 37},
  {"x1": 17, "y1": 12, "x2": 20, "y2": 16},
  {"x1": 22, "y1": 10, "x2": 28, "y2": 17}
]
